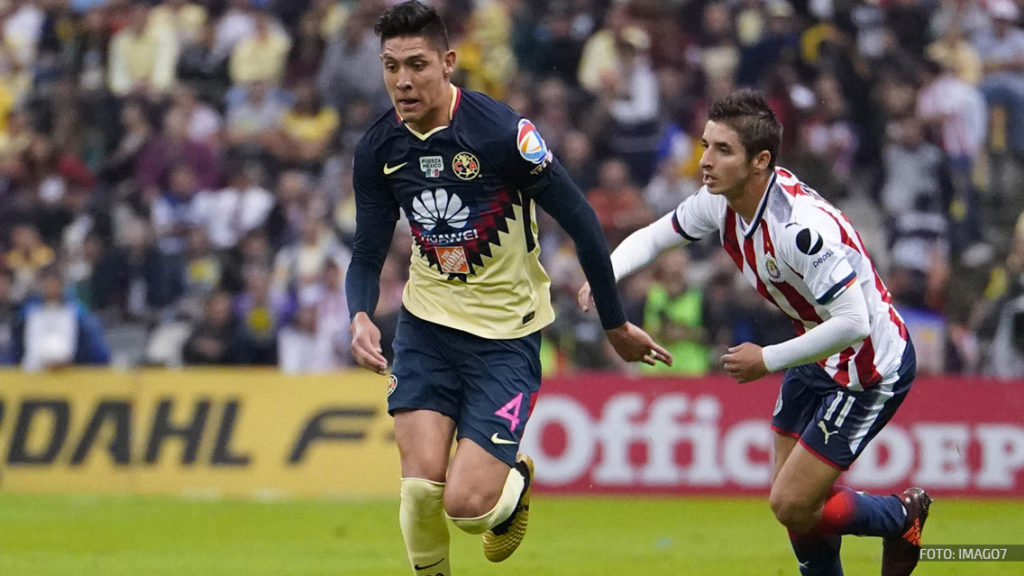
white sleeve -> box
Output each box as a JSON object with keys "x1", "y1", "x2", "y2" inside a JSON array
[
  {"x1": 610, "y1": 212, "x2": 688, "y2": 280},
  {"x1": 761, "y1": 279, "x2": 870, "y2": 371},
  {"x1": 611, "y1": 188, "x2": 723, "y2": 280}
]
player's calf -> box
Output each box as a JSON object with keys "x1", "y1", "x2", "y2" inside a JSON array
[
  {"x1": 400, "y1": 478, "x2": 452, "y2": 576},
  {"x1": 482, "y1": 453, "x2": 534, "y2": 562}
]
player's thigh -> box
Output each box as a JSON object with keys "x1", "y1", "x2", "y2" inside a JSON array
[
  {"x1": 456, "y1": 331, "x2": 542, "y2": 467},
  {"x1": 394, "y1": 410, "x2": 457, "y2": 481},
  {"x1": 445, "y1": 436, "x2": 514, "y2": 515},
  {"x1": 388, "y1": 308, "x2": 463, "y2": 480},
  {"x1": 770, "y1": 441, "x2": 843, "y2": 519},
  {"x1": 772, "y1": 433, "x2": 799, "y2": 486}
]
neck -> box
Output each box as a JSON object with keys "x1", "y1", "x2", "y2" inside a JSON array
[{"x1": 731, "y1": 172, "x2": 772, "y2": 223}]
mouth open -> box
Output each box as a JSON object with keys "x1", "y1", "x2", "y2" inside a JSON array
[{"x1": 397, "y1": 98, "x2": 420, "y2": 111}]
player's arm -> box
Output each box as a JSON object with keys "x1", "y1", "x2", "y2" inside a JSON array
[
  {"x1": 723, "y1": 221, "x2": 869, "y2": 382},
  {"x1": 576, "y1": 212, "x2": 685, "y2": 311},
  {"x1": 763, "y1": 280, "x2": 869, "y2": 369},
  {"x1": 527, "y1": 162, "x2": 671, "y2": 366},
  {"x1": 723, "y1": 281, "x2": 870, "y2": 383},
  {"x1": 578, "y1": 189, "x2": 719, "y2": 310},
  {"x1": 345, "y1": 138, "x2": 399, "y2": 375},
  {"x1": 614, "y1": 211, "x2": 690, "y2": 277}
]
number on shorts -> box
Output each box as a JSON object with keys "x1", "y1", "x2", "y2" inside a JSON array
[
  {"x1": 495, "y1": 392, "x2": 524, "y2": 431},
  {"x1": 823, "y1": 391, "x2": 856, "y2": 427}
]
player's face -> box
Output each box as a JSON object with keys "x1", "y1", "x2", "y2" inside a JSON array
[
  {"x1": 381, "y1": 36, "x2": 456, "y2": 133},
  {"x1": 699, "y1": 120, "x2": 755, "y2": 201}
]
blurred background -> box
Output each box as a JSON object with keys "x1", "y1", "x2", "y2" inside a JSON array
[
  {"x1": 0, "y1": 0, "x2": 1022, "y2": 378},
  {"x1": 1, "y1": 2, "x2": 1022, "y2": 574}
]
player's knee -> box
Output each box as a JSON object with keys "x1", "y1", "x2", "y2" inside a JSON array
[
  {"x1": 769, "y1": 490, "x2": 816, "y2": 532},
  {"x1": 443, "y1": 484, "x2": 499, "y2": 520}
]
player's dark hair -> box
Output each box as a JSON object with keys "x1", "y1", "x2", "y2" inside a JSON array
[
  {"x1": 708, "y1": 89, "x2": 782, "y2": 169},
  {"x1": 374, "y1": 1, "x2": 449, "y2": 53}
]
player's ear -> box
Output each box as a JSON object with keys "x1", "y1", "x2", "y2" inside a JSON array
[
  {"x1": 752, "y1": 150, "x2": 772, "y2": 172},
  {"x1": 443, "y1": 50, "x2": 457, "y2": 79}
]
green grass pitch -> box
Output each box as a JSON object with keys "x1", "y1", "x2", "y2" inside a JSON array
[{"x1": 0, "y1": 493, "x2": 1020, "y2": 575}]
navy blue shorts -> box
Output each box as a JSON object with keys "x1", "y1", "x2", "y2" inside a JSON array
[
  {"x1": 388, "y1": 307, "x2": 542, "y2": 466},
  {"x1": 771, "y1": 339, "x2": 916, "y2": 470}
]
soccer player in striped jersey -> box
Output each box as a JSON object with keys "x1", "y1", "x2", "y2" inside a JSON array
[
  {"x1": 579, "y1": 89, "x2": 930, "y2": 576},
  {"x1": 346, "y1": 3, "x2": 671, "y2": 575}
]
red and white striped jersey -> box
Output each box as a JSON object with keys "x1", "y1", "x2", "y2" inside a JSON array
[{"x1": 672, "y1": 167, "x2": 908, "y2": 390}]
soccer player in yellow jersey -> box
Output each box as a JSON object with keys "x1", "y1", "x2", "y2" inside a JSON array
[{"x1": 345, "y1": 2, "x2": 672, "y2": 575}]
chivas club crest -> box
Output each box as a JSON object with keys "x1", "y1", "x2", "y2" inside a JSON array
[{"x1": 765, "y1": 255, "x2": 782, "y2": 281}]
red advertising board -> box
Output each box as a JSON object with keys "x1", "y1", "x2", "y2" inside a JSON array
[{"x1": 522, "y1": 375, "x2": 1024, "y2": 497}]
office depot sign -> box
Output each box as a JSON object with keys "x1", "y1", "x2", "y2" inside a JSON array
[{"x1": 523, "y1": 375, "x2": 1024, "y2": 497}]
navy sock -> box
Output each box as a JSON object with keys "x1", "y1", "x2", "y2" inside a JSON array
[
  {"x1": 788, "y1": 530, "x2": 843, "y2": 576},
  {"x1": 818, "y1": 486, "x2": 907, "y2": 538}
]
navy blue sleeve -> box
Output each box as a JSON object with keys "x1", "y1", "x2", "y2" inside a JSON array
[
  {"x1": 526, "y1": 161, "x2": 627, "y2": 330},
  {"x1": 346, "y1": 136, "x2": 399, "y2": 320}
]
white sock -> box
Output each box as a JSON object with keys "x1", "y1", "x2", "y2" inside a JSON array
[{"x1": 400, "y1": 478, "x2": 452, "y2": 575}]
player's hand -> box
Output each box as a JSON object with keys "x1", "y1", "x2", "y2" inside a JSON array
[
  {"x1": 721, "y1": 342, "x2": 768, "y2": 383},
  {"x1": 577, "y1": 282, "x2": 595, "y2": 312},
  {"x1": 350, "y1": 312, "x2": 388, "y2": 375},
  {"x1": 606, "y1": 322, "x2": 673, "y2": 367}
]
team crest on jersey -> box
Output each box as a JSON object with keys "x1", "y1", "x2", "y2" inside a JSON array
[
  {"x1": 387, "y1": 374, "x2": 398, "y2": 397},
  {"x1": 420, "y1": 156, "x2": 444, "y2": 178},
  {"x1": 765, "y1": 255, "x2": 782, "y2": 281},
  {"x1": 452, "y1": 151, "x2": 480, "y2": 180},
  {"x1": 517, "y1": 119, "x2": 551, "y2": 165}
]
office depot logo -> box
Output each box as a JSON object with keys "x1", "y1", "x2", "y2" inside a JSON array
[{"x1": 521, "y1": 385, "x2": 1024, "y2": 496}]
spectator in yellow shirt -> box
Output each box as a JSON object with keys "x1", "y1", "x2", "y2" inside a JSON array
[
  {"x1": 107, "y1": 4, "x2": 179, "y2": 98},
  {"x1": 148, "y1": 0, "x2": 208, "y2": 48},
  {"x1": 268, "y1": 83, "x2": 338, "y2": 170},
  {"x1": 229, "y1": 8, "x2": 291, "y2": 86}
]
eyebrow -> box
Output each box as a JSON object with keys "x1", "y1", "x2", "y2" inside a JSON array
[
  {"x1": 381, "y1": 52, "x2": 430, "y2": 64},
  {"x1": 703, "y1": 138, "x2": 730, "y2": 148}
]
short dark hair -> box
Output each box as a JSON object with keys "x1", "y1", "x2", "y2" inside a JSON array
[
  {"x1": 375, "y1": 1, "x2": 449, "y2": 52},
  {"x1": 708, "y1": 89, "x2": 783, "y2": 168}
]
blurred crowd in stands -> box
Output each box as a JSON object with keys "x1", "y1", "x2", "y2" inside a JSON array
[{"x1": 0, "y1": 0, "x2": 1023, "y2": 377}]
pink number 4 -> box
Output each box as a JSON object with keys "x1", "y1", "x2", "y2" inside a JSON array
[{"x1": 495, "y1": 393, "x2": 523, "y2": 431}]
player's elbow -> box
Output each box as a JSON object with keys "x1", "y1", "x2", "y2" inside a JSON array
[{"x1": 850, "y1": 315, "x2": 870, "y2": 342}]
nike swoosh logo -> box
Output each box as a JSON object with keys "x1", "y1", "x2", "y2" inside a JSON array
[
  {"x1": 414, "y1": 558, "x2": 445, "y2": 571},
  {"x1": 383, "y1": 162, "x2": 408, "y2": 175},
  {"x1": 490, "y1": 433, "x2": 518, "y2": 445}
]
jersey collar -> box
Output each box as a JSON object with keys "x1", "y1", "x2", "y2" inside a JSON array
[
  {"x1": 741, "y1": 171, "x2": 777, "y2": 238},
  {"x1": 398, "y1": 85, "x2": 462, "y2": 141}
]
